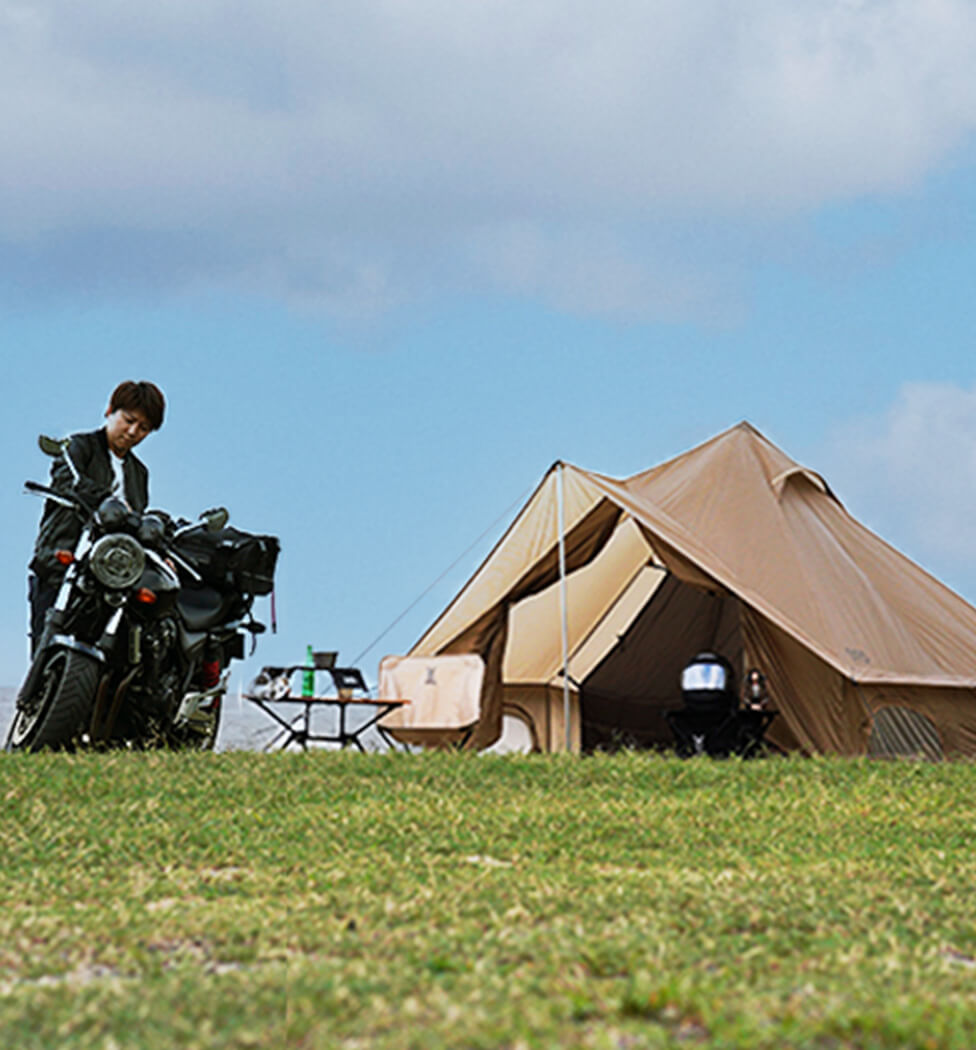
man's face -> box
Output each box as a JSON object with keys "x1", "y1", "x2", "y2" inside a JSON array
[{"x1": 104, "y1": 407, "x2": 153, "y2": 457}]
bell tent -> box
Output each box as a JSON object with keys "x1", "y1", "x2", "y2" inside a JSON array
[{"x1": 380, "y1": 423, "x2": 976, "y2": 759}]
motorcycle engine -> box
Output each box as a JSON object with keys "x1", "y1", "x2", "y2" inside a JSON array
[
  {"x1": 146, "y1": 619, "x2": 178, "y2": 663},
  {"x1": 128, "y1": 665, "x2": 183, "y2": 724},
  {"x1": 129, "y1": 619, "x2": 182, "y2": 718}
]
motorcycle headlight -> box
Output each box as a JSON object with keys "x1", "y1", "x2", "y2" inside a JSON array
[{"x1": 90, "y1": 533, "x2": 146, "y2": 589}]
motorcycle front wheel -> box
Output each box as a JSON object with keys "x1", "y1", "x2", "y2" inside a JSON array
[{"x1": 5, "y1": 648, "x2": 101, "y2": 752}]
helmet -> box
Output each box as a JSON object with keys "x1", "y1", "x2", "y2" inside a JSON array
[{"x1": 680, "y1": 651, "x2": 737, "y2": 711}]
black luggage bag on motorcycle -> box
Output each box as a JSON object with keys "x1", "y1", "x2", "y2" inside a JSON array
[{"x1": 175, "y1": 526, "x2": 280, "y2": 596}]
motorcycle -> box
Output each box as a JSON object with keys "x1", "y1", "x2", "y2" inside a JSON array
[{"x1": 6, "y1": 435, "x2": 279, "y2": 752}]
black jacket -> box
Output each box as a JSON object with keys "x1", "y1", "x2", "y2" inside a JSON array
[{"x1": 30, "y1": 427, "x2": 149, "y2": 582}]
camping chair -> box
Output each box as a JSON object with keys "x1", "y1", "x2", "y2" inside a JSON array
[
  {"x1": 666, "y1": 651, "x2": 737, "y2": 756},
  {"x1": 377, "y1": 654, "x2": 484, "y2": 749},
  {"x1": 666, "y1": 706, "x2": 736, "y2": 757}
]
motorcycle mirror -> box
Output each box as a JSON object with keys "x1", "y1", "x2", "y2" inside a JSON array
[
  {"x1": 202, "y1": 507, "x2": 229, "y2": 532},
  {"x1": 38, "y1": 435, "x2": 67, "y2": 457},
  {"x1": 38, "y1": 434, "x2": 81, "y2": 484}
]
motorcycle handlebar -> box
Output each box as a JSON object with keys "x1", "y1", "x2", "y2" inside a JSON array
[
  {"x1": 26, "y1": 477, "x2": 227, "y2": 586},
  {"x1": 24, "y1": 479, "x2": 87, "y2": 512}
]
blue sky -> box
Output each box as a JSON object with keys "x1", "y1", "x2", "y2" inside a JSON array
[{"x1": 3, "y1": 2, "x2": 976, "y2": 692}]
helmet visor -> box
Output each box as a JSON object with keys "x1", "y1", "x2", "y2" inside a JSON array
[{"x1": 681, "y1": 662, "x2": 728, "y2": 692}]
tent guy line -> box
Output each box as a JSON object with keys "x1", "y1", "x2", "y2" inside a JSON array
[{"x1": 348, "y1": 479, "x2": 538, "y2": 671}]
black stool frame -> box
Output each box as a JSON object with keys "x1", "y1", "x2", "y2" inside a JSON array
[{"x1": 665, "y1": 706, "x2": 777, "y2": 758}]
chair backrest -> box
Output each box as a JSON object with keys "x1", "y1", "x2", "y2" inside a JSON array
[
  {"x1": 680, "y1": 688, "x2": 738, "y2": 713},
  {"x1": 377, "y1": 654, "x2": 484, "y2": 730}
]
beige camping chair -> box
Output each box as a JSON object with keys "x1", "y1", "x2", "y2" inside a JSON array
[{"x1": 378, "y1": 654, "x2": 484, "y2": 748}]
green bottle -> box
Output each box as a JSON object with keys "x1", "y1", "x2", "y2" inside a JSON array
[{"x1": 302, "y1": 645, "x2": 315, "y2": 697}]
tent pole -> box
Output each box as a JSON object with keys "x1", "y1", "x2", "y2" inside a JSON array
[{"x1": 557, "y1": 461, "x2": 571, "y2": 752}]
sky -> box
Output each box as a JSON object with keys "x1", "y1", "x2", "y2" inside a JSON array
[{"x1": 2, "y1": 1, "x2": 976, "y2": 698}]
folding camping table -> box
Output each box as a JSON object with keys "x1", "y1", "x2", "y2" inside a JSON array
[
  {"x1": 243, "y1": 692, "x2": 411, "y2": 752},
  {"x1": 244, "y1": 655, "x2": 410, "y2": 752}
]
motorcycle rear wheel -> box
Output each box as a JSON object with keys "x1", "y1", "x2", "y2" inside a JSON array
[{"x1": 5, "y1": 649, "x2": 101, "y2": 752}]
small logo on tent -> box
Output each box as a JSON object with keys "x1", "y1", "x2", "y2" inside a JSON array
[{"x1": 425, "y1": 666, "x2": 437, "y2": 685}]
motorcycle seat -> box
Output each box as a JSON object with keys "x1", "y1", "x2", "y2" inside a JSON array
[{"x1": 178, "y1": 585, "x2": 237, "y2": 632}]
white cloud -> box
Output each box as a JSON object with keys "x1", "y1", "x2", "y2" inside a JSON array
[
  {"x1": 2, "y1": 1, "x2": 976, "y2": 315},
  {"x1": 823, "y1": 382, "x2": 976, "y2": 580}
]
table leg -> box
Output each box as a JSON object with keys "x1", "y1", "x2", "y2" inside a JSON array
[{"x1": 257, "y1": 709, "x2": 301, "y2": 751}]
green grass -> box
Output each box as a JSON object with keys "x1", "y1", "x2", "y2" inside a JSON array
[{"x1": 2, "y1": 751, "x2": 976, "y2": 1048}]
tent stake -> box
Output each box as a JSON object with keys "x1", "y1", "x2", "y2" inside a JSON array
[{"x1": 557, "y1": 461, "x2": 571, "y2": 752}]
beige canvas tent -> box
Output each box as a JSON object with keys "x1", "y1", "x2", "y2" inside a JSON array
[{"x1": 381, "y1": 423, "x2": 976, "y2": 758}]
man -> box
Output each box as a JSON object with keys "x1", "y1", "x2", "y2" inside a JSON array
[{"x1": 28, "y1": 380, "x2": 166, "y2": 653}]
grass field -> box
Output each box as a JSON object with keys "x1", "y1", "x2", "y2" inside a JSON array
[{"x1": 2, "y1": 751, "x2": 976, "y2": 1049}]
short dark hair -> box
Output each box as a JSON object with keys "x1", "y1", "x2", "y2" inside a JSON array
[{"x1": 108, "y1": 381, "x2": 166, "y2": 431}]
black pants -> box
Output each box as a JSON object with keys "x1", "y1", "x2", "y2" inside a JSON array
[{"x1": 28, "y1": 574, "x2": 60, "y2": 656}]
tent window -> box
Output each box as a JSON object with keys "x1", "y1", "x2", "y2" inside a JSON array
[{"x1": 867, "y1": 706, "x2": 943, "y2": 762}]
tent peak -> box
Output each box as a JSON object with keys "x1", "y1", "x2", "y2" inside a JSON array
[
  {"x1": 547, "y1": 459, "x2": 592, "y2": 477},
  {"x1": 727, "y1": 419, "x2": 782, "y2": 446},
  {"x1": 727, "y1": 422, "x2": 839, "y2": 503}
]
